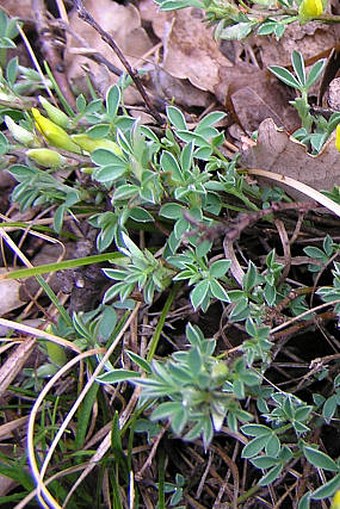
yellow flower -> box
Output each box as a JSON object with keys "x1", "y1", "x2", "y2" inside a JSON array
[
  {"x1": 336, "y1": 125, "x2": 340, "y2": 152},
  {"x1": 26, "y1": 148, "x2": 66, "y2": 168},
  {"x1": 299, "y1": 0, "x2": 324, "y2": 21},
  {"x1": 331, "y1": 491, "x2": 340, "y2": 509},
  {"x1": 71, "y1": 133, "x2": 123, "y2": 155},
  {"x1": 32, "y1": 108, "x2": 80, "y2": 153}
]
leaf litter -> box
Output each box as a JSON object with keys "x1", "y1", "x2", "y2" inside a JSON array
[{"x1": 0, "y1": 0, "x2": 339, "y2": 507}]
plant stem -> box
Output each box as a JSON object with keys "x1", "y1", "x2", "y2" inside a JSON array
[{"x1": 147, "y1": 283, "x2": 179, "y2": 362}]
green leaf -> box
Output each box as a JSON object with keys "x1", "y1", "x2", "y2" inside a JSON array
[
  {"x1": 187, "y1": 346, "x2": 203, "y2": 373},
  {"x1": 98, "y1": 307, "x2": 117, "y2": 341},
  {"x1": 209, "y1": 259, "x2": 231, "y2": 278},
  {"x1": 113, "y1": 184, "x2": 139, "y2": 201},
  {"x1": 93, "y1": 164, "x2": 126, "y2": 183},
  {"x1": 269, "y1": 65, "x2": 302, "y2": 90},
  {"x1": 186, "y1": 323, "x2": 205, "y2": 347},
  {"x1": 257, "y1": 21, "x2": 277, "y2": 36},
  {"x1": 96, "y1": 369, "x2": 141, "y2": 384},
  {"x1": 241, "y1": 424, "x2": 272, "y2": 437},
  {"x1": 195, "y1": 240, "x2": 212, "y2": 259},
  {"x1": 106, "y1": 84, "x2": 121, "y2": 118},
  {"x1": 120, "y1": 232, "x2": 144, "y2": 259},
  {"x1": 160, "y1": 151, "x2": 183, "y2": 181},
  {"x1": 190, "y1": 279, "x2": 210, "y2": 310},
  {"x1": 233, "y1": 379, "x2": 245, "y2": 399},
  {"x1": 75, "y1": 383, "x2": 99, "y2": 448},
  {"x1": 0, "y1": 131, "x2": 8, "y2": 155},
  {"x1": 265, "y1": 434, "x2": 280, "y2": 457},
  {"x1": 92, "y1": 148, "x2": 125, "y2": 166},
  {"x1": 152, "y1": 402, "x2": 188, "y2": 435},
  {"x1": 0, "y1": 36, "x2": 16, "y2": 48},
  {"x1": 303, "y1": 446, "x2": 339, "y2": 472},
  {"x1": 259, "y1": 464, "x2": 282, "y2": 486},
  {"x1": 87, "y1": 123, "x2": 110, "y2": 138},
  {"x1": 6, "y1": 56, "x2": 18, "y2": 86},
  {"x1": 297, "y1": 492, "x2": 310, "y2": 509},
  {"x1": 129, "y1": 207, "x2": 154, "y2": 223},
  {"x1": 229, "y1": 296, "x2": 249, "y2": 322},
  {"x1": 217, "y1": 22, "x2": 254, "y2": 41},
  {"x1": 291, "y1": 50, "x2": 306, "y2": 87},
  {"x1": 0, "y1": 465, "x2": 34, "y2": 491},
  {"x1": 303, "y1": 246, "x2": 327, "y2": 261},
  {"x1": 159, "y1": 203, "x2": 185, "y2": 220},
  {"x1": 264, "y1": 283, "x2": 276, "y2": 306},
  {"x1": 180, "y1": 142, "x2": 194, "y2": 173},
  {"x1": 53, "y1": 204, "x2": 66, "y2": 233},
  {"x1": 311, "y1": 473, "x2": 340, "y2": 499},
  {"x1": 241, "y1": 435, "x2": 270, "y2": 458},
  {"x1": 126, "y1": 350, "x2": 152, "y2": 374},
  {"x1": 209, "y1": 279, "x2": 230, "y2": 302},
  {"x1": 76, "y1": 94, "x2": 86, "y2": 112},
  {"x1": 243, "y1": 261, "x2": 258, "y2": 292},
  {"x1": 166, "y1": 105, "x2": 187, "y2": 130},
  {"x1": 157, "y1": 0, "x2": 203, "y2": 9},
  {"x1": 251, "y1": 456, "x2": 280, "y2": 469},
  {"x1": 306, "y1": 59, "x2": 326, "y2": 89},
  {"x1": 322, "y1": 395, "x2": 338, "y2": 424},
  {"x1": 196, "y1": 111, "x2": 226, "y2": 129}
]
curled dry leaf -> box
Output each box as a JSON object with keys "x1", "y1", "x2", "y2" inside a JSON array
[
  {"x1": 215, "y1": 65, "x2": 299, "y2": 134},
  {"x1": 154, "y1": 70, "x2": 213, "y2": 109},
  {"x1": 0, "y1": 0, "x2": 32, "y2": 20},
  {"x1": 241, "y1": 118, "x2": 340, "y2": 193},
  {"x1": 252, "y1": 22, "x2": 340, "y2": 69},
  {"x1": 0, "y1": 474, "x2": 17, "y2": 498},
  {"x1": 0, "y1": 268, "x2": 25, "y2": 316},
  {"x1": 0, "y1": 336, "x2": 36, "y2": 399},
  {"x1": 65, "y1": 0, "x2": 153, "y2": 101},
  {"x1": 160, "y1": 8, "x2": 233, "y2": 93}
]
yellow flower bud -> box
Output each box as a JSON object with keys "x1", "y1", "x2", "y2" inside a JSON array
[
  {"x1": 71, "y1": 133, "x2": 123, "y2": 155},
  {"x1": 39, "y1": 96, "x2": 71, "y2": 129},
  {"x1": 298, "y1": 0, "x2": 324, "y2": 21},
  {"x1": 4, "y1": 115, "x2": 39, "y2": 147},
  {"x1": 26, "y1": 148, "x2": 66, "y2": 168},
  {"x1": 331, "y1": 491, "x2": 340, "y2": 509},
  {"x1": 336, "y1": 125, "x2": 340, "y2": 152},
  {"x1": 32, "y1": 108, "x2": 81, "y2": 153}
]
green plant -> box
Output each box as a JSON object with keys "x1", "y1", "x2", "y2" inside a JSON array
[
  {"x1": 154, "y1": 0, "x2": 340, "y2": 41},
  {"x1": 268, "y1": 50, "x2": 340, "y2": 154},
  {"x1": 0, "y1": 6, "x2": 340, "y2": 508}
]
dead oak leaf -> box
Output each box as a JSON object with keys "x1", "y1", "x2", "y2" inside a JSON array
[
  {"x1": 215, "y1": 65, "x2": 299, "y2": 134},
  {"x1": 241, "y1": 118, "x2": 340, "y2": 192},
  {"x1": 65, "y1": 0, "x2": 153, "y2": 100},
  {"x1": 161, "y1": 8, "x2": 232, "y2": 93},
  {"x1": 253, "y1": 23, "x2": 340, "y2": 69}
]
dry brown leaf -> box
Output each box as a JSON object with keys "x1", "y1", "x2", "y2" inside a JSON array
[
  {"x1": 252, "y1": 23, "x2": 340, "y2": 69},
  {"x1": 0, "y1": 415, "x2": 28, "y2": 440},
  {"x1": 154, "y1": 71, "x2": 212, "y2": 108},
  {"x1": 0, "y1": 474, "x2": 17, "y2": 498},
  {"x1": 130, "y1": 0, "x2": 214, "y2": 107},
  {"x1": 241, "y1": 118, "x2": 340, "y2": 191},
  {"x1": 214, "y1": 65, "x2": 299, "y2": 133},
  {"x1": 161, "y1": 8, "x2": 232, "y2": 93},
  {"x1": 0, "y1": 0, "x2": 32, "y2": 20},
  {"x1": 139, "y1": 0, "x2": 169, "y2": 40},
  {"x1": 0, "y1": 337, "x2": 36, "y2": 398},
  {"x1": 0, "y1": 268, "x2": 25, "y2": 316},
  {"x1": 65, "y1": 0, "x2": 153, "y2": 100}
]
